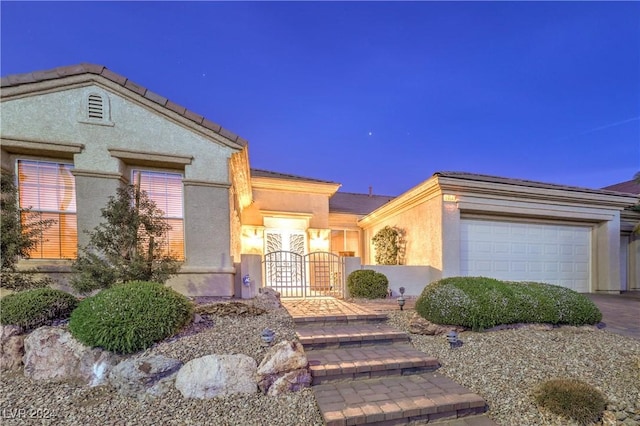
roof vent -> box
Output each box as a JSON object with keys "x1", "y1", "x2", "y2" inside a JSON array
[
  {"x1": 87, "y1": 94, "x2": 104, "y2": 119},
  {"x1": 79, "y1": 91, "x2": 114, "y2": 127}
]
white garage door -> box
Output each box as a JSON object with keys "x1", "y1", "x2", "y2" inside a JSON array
[{"x1": 460, "y1": 219, "x2": 591, "y2": 292}]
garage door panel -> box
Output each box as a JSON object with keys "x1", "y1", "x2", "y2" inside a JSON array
[{"x1": 461, "y1": 219, "x2": 591, "y2": 292}]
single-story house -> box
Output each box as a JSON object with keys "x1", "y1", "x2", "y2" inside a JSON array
[{"x1": 2, "y1": 64, "x2": 638, "y2": 296}]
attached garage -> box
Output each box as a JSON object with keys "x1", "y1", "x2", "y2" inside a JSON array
[{"x1": 460, "y1": 218, "x2": 592, "y2": 292}]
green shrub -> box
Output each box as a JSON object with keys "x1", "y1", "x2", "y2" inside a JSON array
[
  {"x1": 69, "y1": 281, "x2": 193, "y2": 354},
  {"x1": 347, "y1": 270, "x2": 389, "y2": 299},
  {"x1": 534, "y1": 378, "x2": 606, "y2": 425},
  {"x1": 0, "y1": 288, "x2": 78, "y2": 331},
  {"x1": 415, "y1": 277, "x2": 602, "y2": 330}
]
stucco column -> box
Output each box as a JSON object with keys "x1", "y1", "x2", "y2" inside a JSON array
[
  {"x1": 171, "y1": 180, "x2": 235, "y2": 296},
  {"x1": 72, "y1": 170, "x2": 123, "y2": 250},
  {"x1": 441, "y1": 197, "x2": 461, "y2": 279},
  {"x1": 594, "y1": 213, "x2": 621, "y2": 293}
]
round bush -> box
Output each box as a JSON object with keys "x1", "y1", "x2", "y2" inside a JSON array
[
  {"x1": 347, "y1": 269, "x2": 389, "y2": 299},
  {"x1": 534, "y1": 378, "x2": 606, "y2": 424},
  {"x1": 69, "y1": 281, "x2": 193, "y2": 354},
  {"x1": 0, "y1": 288, "x2": 78, "y2": 331},
  {"x1": 415, "y1": 277, "x2": 602, "y2": 330}
]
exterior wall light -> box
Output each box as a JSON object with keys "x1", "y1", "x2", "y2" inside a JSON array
[{"x1": 443, "y1": 194, "x2": 457, "y2": 202}]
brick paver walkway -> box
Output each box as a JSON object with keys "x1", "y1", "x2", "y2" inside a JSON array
[{"x1": 283, "y1": 298, "x2": 497, "y2": 425}]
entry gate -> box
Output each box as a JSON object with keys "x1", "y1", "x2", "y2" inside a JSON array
[{"x1": 263, "y1": 251, "x2": 345, "y2": 298}]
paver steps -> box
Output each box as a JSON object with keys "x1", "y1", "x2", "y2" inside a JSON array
[
  {"x1": 314, "y1": 373, "x2": 487, "y2": 425},
  {"x1": 283, "y1": 299, "x2": 494, "y2": 426},
  {"x1": 297, "y1": 324, "x2": 410, "y2": 349},
  {"x1": 308, "y1": 344, "x2": 439, "y2": 384}
]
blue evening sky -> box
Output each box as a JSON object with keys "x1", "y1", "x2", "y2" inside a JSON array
[{"x1": 1, "y1": 1, "x2": 639, "y2": 196}]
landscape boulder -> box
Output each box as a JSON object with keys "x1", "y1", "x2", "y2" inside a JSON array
[
  {"x1": 256, "y1": 340, "x2": 310, "y2": 394},
  {"x1": 109, "y1": 354, "x2": 182, "y2": 400},
  {"x1": 23, "y1": 326, "x2": 120, "y2": 385},
  {"x1": 252, "y1": 287, "x2": 282, "y2": 311},
  {"x1": 408, "y1": 314, "x2": 466, "y2": 336},
  {"x1": 267, "y1": 369, "x2": 312, "y2": 396},
  {"x1": 175, "y1": 354, "x2": 257, "y2": 399},
  {"x1": 1, "y1": 325, "x2": 25, "y2": 371}
]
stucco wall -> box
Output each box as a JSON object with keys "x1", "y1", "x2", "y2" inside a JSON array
[
  {"x1": 1, "y1": 82, "x2": 240, "y2": 296},
  {"x1": 243, "y1": 188, "x2": 330, "y2": 228}
]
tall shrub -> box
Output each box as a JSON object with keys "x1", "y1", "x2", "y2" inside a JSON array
[
  {"x1": 0, "y1": 173, "x2": 55, "y2": 290},
  {"x1": 71, "y1": 185, "x2": 181, "y2": 293}
]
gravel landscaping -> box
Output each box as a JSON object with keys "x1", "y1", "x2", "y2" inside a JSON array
[
  {"x1": 1, "y1": 301, "x2": 639, "y2": 426},
  {"x1": 388, "y1": 311, "x2": 640, "y2": 426}
]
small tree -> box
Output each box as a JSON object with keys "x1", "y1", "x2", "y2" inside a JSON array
[
  {"x1": 71, "y1": 184, "x2": 181, "y2": 293},
  {"x1": 0, "y1": 173, "x2": 55, "y2": 290},
  {"x1": 372, "y1": 226, "x2": 403, "y2": 265}
]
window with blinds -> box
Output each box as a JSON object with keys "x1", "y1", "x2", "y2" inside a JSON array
[
  {"x1": 132, "y1": 170, "x2": 184, "y2": 260},
  {"x1": 17, "y1": 160, "x2": 77, "y2": 259}
]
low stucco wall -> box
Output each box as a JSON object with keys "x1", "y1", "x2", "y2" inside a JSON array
[{"x1": 344, "y1": 257, "x2": 437, "y2": 297}]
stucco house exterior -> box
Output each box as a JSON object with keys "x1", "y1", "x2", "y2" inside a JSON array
[
  {"x1": 2, "y1": 64, "x2": 638, "y2": 296},
  {"x1": 1, "y1": 64, "x2": 253, "y2": 296},
  {"x1": 359, "y1": 172, "x2": 639, "y2": 294}
]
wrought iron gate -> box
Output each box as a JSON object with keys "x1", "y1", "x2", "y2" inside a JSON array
[{"x1": 263, "y1": 251, "x2": 345, "y2": 298}]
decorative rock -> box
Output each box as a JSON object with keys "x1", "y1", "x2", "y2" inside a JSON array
[
  {"x1": 256, "y1": 340, "x2": 309, "y2": 394},
  {"x1": 109, "y1": 355, "x2": 182, "y2": 400},
  {"x1": 408, "y1": 314, "x2": 465, "y2": 335},
  {"x1": 1, "y1": 325, "x2": 25, "y2": 371},
  {"x1": 602, "y1": 411, "x2": 617, "y2": 426},
  {"x1": 23, "y1": 326, "x2": 120, "y2": 385},
  {"x1": 252, "y1": 287, "x2": 282, "y2": 311},
  {"x1": 174, "y1": 354, "x2": 257, "y2": 399},
  {"x1": 196, "y1": 302, "x2": 266, "y2": 317},
  {"x1": 267, "y1": 369, "x2": 312, "y2": 396}
]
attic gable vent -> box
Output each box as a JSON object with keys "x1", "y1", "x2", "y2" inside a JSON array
[
  {"x1": 87, "y1": 94, "x2": 104, "y2": 119},
  {"x1": 79, "y1": 91, "x2": 113, "y2": 126}
]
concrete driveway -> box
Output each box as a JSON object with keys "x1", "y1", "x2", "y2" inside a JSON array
[{"x1": 586, "y1": 292, "x2": 640, "y2": 340}]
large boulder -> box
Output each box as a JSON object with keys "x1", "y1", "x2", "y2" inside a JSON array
[
  {"x1": 256, "y1": 340, "x2": 310, "y2": 394},
  {"x1": 23, "y1": 326, "x2": 120, "y2": 385},
  {"x1": 1, "y1": 325, "x2": 25, "y2": 371},
  {"x1": 252, "y1": 287, "x2": 282, "y2": 311},
  {"x1": 109, "y1": 354, "x2": 183, "y2": 400},
  {"x1": 267, "y1": 369, "x2": 312, "y2": 396},
  {"x1": 175, "y1": 354, "x2": 257, "y2": 399},
  {"x1": 408, "y1": 313, "x2": 466, "y2": 336}
]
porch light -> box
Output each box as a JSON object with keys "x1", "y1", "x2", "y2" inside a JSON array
[
  {"x1": 397, "y1": 287, "x2": 406, "y2": 311},
  {"x1": 261, "y1": 328, "x2": 275, "y2": 345},
  {"x1": 447, "y1": 331, "x2": 462, "y2": 349}
]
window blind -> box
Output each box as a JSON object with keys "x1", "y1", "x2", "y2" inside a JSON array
[
  {"x1": 18, "y1": 160, "x2": 77, "y2": 259},
  {"x1": 132, "y1": 170, "x2": 185, "y2": 260}
]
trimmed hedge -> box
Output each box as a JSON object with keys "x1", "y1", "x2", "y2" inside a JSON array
[
  {"x1": 534, "y1": 378, "x2": 606, "y2": 424},
  {"x1": 0, "y1": 288, "x2": 78, "y2": 331},
  {"x1": 347, "y1": 269, "x2": 389, "y2": 299},
  {"x1": 69, "y1": 281, "x2": 193, "y2": 354},
  {"x1": 415, "y1": 277, "x2": 602, "y2": 330}
]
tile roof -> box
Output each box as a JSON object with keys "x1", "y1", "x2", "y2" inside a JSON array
[
  {"x1": 434, "y1": 171, "x2": 634, "y2": 196},
  {"x1": 0, "y1": 63, "x2": 247, "y2": 147},
  {"x1": 250, "y1": 168, "x2": 339, "y2": 184},
  {"x1": 329, "y1": 191, "x2": 396, "y2": 215},
  {"x1": 602, "y1": 179, "x2": 640, "y2": 195}
]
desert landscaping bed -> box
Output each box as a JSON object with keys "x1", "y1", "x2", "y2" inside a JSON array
[
  {"x1": 388, "y1": 310, "x2": 640, "y2": 426},
  {"x1": 1, "y1": 302, "x2": 639, "y2": 426}
]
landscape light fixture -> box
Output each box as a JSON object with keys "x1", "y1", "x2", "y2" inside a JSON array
[
  {"x1": 261, "y1": 328, "x2": 275, "y2": 346},
  {"x1": 447, "y1": 331, "x2": 461, "y2": 349},
  {"x1": 397, "y1": 287, "x2": 406, "y2": 311}
]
